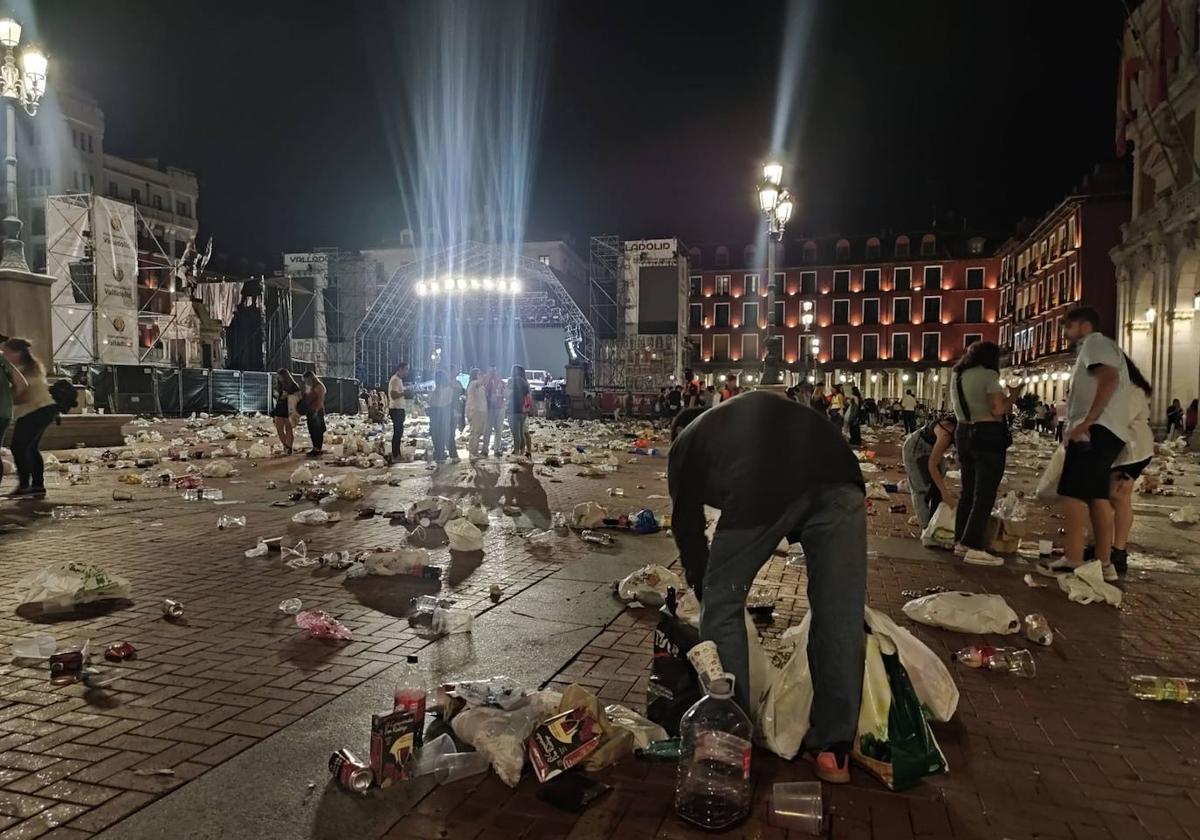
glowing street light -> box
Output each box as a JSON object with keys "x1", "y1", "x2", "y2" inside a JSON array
[
  {"x1": 757, "y1": 159, "x2": 793, "y2": 385},
  {"x1": 0, "y1": 14, "x2": 49, "y2": 273}
]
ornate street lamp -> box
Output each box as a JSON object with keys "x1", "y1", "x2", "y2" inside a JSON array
[
  {"x1": 757, "y1": 161, "x2": 792, "y2": 386},
  {"x1": 0, "y1": 15, "x2": 49, "y2": 272}
]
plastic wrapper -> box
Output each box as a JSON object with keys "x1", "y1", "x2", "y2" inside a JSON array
[
  {"x1": 865, "y1": 481, "x2": 890, "y2": 501},
  {"x1": 432, "y1": 607, "x2": 473, "y2": 635},
  {"x1": 289, "y1": 465, "x2": 313, "y2": 485},
  {"x1": 901, "y1": 592, "x2": 1020, "y2": 634},
  {"x1": 1168, "y1": 506, "x2": 1199, "y2": 526},
  {"x1": 216, "y1": 515, "x2": 246, "y2": 530},
  {"x1": 604, "y1": 703, "x2": 668, "y2": 750},
  {"x1": 244, "y1": 539, "x2": 269, "y2": 558},
  {"x1": 462, "y1": 501, "x2": 489, "y2": 527},
  {"x1": 360, "y1": 548, "x2": 430, "y2": 576},
  {"x1": 291, "y1": 509, "x2": 331, "y2": 526},
  {"x1": 992, "y1": 491, "x2": 1027, "y2": 522},
  {"x1": 450, "y1": 690, "x2": 562, "y2": 787},
  {"x1": 335, "y1": 474, "x2": 364, "y2": 501},
  {"x1": 294, "y1": 609, "x2": 353, "y2": 640},
  {"x1": 247, "y1": 442, "x2": 272, "y2": 460},
  {"x1": 201, "y1": 461, "x2": 236, "y2": 478},
  {"x1": 445, "y1": 519, "x2": 484, "y2": 552},
  {"x1": 409, "y1": 496, "x2": 457, "y2": 527},
  {"x1": 16, "y1": 562, "x2": 132, "y2": 611},
  {"x1": 616, "y1": 564, "x2": 683, "y2": 603},
  {"x1": 452, "y1": 676, "x2": 527, "y2": 709},
  {"x1": 571, "y1": 501, "x2": 607, "y2": 528}
]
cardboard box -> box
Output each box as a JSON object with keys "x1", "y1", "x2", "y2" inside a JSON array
[
  {"x1": 985, "y1": 516, "x2": 1025, "y2": 555},
  {"x1": 370, "y1": 703, "x2": 424, "y2": 787},
  {"x1": 526, "y1": 707, "x2": 601, "y2": 783}
]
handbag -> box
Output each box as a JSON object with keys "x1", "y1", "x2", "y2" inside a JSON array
[{"x1": 955, "y1": 372, "x2": 1011, "y2": 453}]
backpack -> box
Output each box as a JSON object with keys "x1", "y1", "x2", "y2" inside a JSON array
[{"x1": 50, "y1": 379, "x2": 78, "y2": 419}]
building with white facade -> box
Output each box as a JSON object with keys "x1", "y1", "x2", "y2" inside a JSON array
[{"x1": 1111, "y1": 0, "x2": 1200, "y2": 426}]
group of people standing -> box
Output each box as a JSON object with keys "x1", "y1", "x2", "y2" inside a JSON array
[
  {"x1": 269, "y1": 369, "x2": 327, "y2": 457},
  {"x1": 902, "y1": 305, "x2": 1155, "y2": 580}
]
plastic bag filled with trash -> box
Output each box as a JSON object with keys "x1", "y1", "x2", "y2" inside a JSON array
[
  {"x1": 17, "y1": 562, "x2": 132, "y2": 611},
  {"x1": 445, "y1": 518, "x2": 484, "y2": 552},
  {"x1": 450, "y1": 689, "x2": 562, "y2": 787}
]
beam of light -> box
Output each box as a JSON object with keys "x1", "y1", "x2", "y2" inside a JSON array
[
  {"x1": 368, "y1": 0, "x2": 552, "y2": 375},
  {"x1": 770, "y1": 0, "x2": 819, "y2": 156}
]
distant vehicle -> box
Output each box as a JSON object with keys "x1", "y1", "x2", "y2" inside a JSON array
[{"x1": 525, "y1": 369, "x2": 553, "y2": 392}]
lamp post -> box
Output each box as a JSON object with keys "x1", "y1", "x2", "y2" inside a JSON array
[
  {"x1": 0, "y1": 15, "x2": 47, "y2": 273},
  {"x1": 757, "y1": 161, "x2": 792, "y2": 386}
]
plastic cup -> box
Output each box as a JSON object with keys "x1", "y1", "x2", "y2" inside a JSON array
[
  {"x1": 1038, "y1": 539, "x2": 1053, "y2": 556},
  {"x1": 432, "y1": 607, "x2": 473, "y2": 635},
  {"x1": 435, "y1": 751, "x2": 490, "y2": 784},
  {"x1": 11, "y1": 633, "x2": 56, "y2": 660},
  {"x1": 770, "y1": 781, "x2": 823, "y2": 834},
  {"x1": 686, "y1": 641, "x2": 724, "y2": 684}
]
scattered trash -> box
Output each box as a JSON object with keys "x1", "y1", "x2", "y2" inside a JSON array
[
  {"x1": 1024, "y1": 614, "x2": 1053, "y2": 646},
  {"x1": 770, "y1": 781, "x2": 823, "y2": 835},
  {"x1": 111, "y1": 489, "x2": 133, "y2": 502},
  {"x1": 132, "y1": 768, "x2": 176, "y2": 777},
  {"x1": 181, "y1": 488, "x2": 224, "y2": 501},
  {"x1": 1129, "y1": 675, "x2": 1198, "y2": 703},
  {"x1": 675, "y1": 670, "x2": 753, "y2": 829},
  {"x1": 295, "y1": 609, "x2": 353, "y2": 641},
  {"x1": 278, "y1": 598, "x2": 303, "y2": 615},
  {"x1": 1056, "y1": 560, "x2": 1123, "y2": 606},
  {"x1": 162, "y1": 599, "x2": 185, "y2": 620},
  {"x1": 572, "y1": 501, "x2": 608, "y2": 528},
  {"x1": 952, "y1": 645, "x2": 1036, "y2": 677},
  {"x1": 920, "y1": 503, "x2": 956, "y2": 549},
  {"x1": 615, "y1": 564, "x2": 684, "y2": 605},
  {"x1": 450, "y1": 689, "x2": 562, "y2": 787},
  {"x1": 289, "y1": 465, "x2": 314, "y2": 485},
  {"x1": 489, "y1": 584, "x2": 503, "y2": 603},
  {"x1": 993, "y1": 491, "x2": 1027, "y2": 521},
  {"x1": 11, "y1": 633, "x2": 56, "y2": 660},
  {"x1": 528, "y1": 706, "x2": 602, "y2": 782},
  {"x1": 413, "y1": 734, "x2": 490, "y2": 784},
  {"x1": 1023, "y1": 574, "x2": 1047, "y2": 588},
  {"x1": 49, "y1": 644, "x2": 89, "y2": 685},
  {"x1": 201, "y1": 461, "x2": 236, "y2": 478},
  {"x1": 446, "y1": 518, "x2": 485, "y2": 552},
  {"x1": 371, "y1": 703, "x2": 424, "y2": 787},
  {"x1": 1168, "y1": 507, "x2": 1199, "y2": 527},
  {"x1": 291, "y1": 509, "x2": 332, "y2": 526},
  {"x1": 17, "y1": 563, "x2": 132, "y2": 611},
  {"x1": 432, "y1": 607, "x2": 473, "y2": 635},
  {"x1": 104, "y1": 641, "x2": 137, "y2": 662},
  {"x1": 581, "y1": 530, "x2": 614, "y2": 547},
  {"x1": 244, "y1": 539, "x2": 270, "y2": 558},
  {"x1": 902, "y1": 592, "x2": 1020, "y2": 634},
  {"x1": 48, "y1": 506, "x2": 101, "y2": 521},
  {"x1": 451, "y1": 676, "x2": 527, "y2": 710},
  {"x1": 329, "y1": 749, "x2": 372, "y2": 794},
  {"x1": 865, "y1": 481, "x2": 890, "y2": 501},
  {"x1": 217, "y1": 514, "x2": 246, "y2": 530},
  {"x1": 606, "y1": 487, "x2": 625, "y2": 497}
]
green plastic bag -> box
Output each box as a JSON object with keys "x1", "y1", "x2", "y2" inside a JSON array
[{"x1": 852, "y1": 636, "x2": 947, "y2": 790}]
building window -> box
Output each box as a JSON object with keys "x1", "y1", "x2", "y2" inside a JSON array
[
  {"x1": 715, "y1": 275, "x2": 730, "y2": 296},
  {"x1": 743, "y1": 302, "x2": 759, "y2": 329},
  {"x1": 800, "y1": 271, "x2": 817, "y2": 294},
  {"x1": 862, "y1": 333, "x2": 879, "y2": 361},
  {"x1": 153, "y1": 195, "x2": 163, "y2": 210},
  {"x1": 833, "y1": 270, "x2": 850, "y2": 293},
  {"x1": 922, "y1": 296, "x2": 942, "y2": 324},
  {"x1": 892, "y1": 333, "x2": 910, "y2": 361},
  {"x1": 832, "y1": 334, "x2": 849, "y2": 360},
  {"x1": 88, "y1": 135, "x2": 94, "y2": 153},
  {"x1": 743, "y1": 244, "x2": 756, "y2": 266},
  {"x1": 536, "y1": 255, "x2": 550, "y2": 266},
  {"x1": 968, "y1": 237, "x2": 985, "y2": 255},
  {"x1": 1068, "y1": 264, "x2": 1077, "y2": 300},
  {"x1": 714, "y1": 303, "x2": 730, "y2": 328},
  {"x1": 31, "y1": 207, "x2": 44, "y2": 235},
  {"x1": 108, "y1": 181, "x2": 119, "y2": 198},
  {"x1": 833, "y1": 299, "x2": 850, "y2": 325},
  {"x1": 176, "y1": 199, "x2": 192, "y2": 218},
  {"x1": 689, "y1": 275, "x2": 701, "y2": 296},
  {"x1": 922, "y1": 332, "x2": 941, "y2": 361},
  {"x1": 773, "y1": 272, "x2": 785, "y2": 292},
  {"x1": 965, "y1": 267, "x2": 985, "y2": 290},
  {"x1": 71, "y1": 128, "x2": 78, "y2": 149},
  {"x1": 866, "y1": 237, "x2": 881, "y2": 260},
  {"x1": 893, "y1": 297, "x2": 911, "y2": 324},
  {"x1": 714, "y1": 334, "x2": 729, "y2": 361},
  {"x1": 743, "y1": 274, "x2": 759, "y2": 295},
  {"x1": 895, "y1": 235, "x2": 910, "y2": 258},
  {"x1": 802, "y1": 241, "x2": 818, "y2": 264},
  {"x1": 1067, "y1": 216, "x2": 1076, "y2": 249},
  {"x1": 923, "y1": 265, "x2": 943, "y2": 289},
  {"x1": 863, "y1": 268, "x2": 880, "y2": 292},
  {"x1": 742, "y1": 334, "x2": 759, "y2": 362},
  {"x1": 773, "y1": 301, "x2": 784, "y2": 327},
  {"x1": 920, "y1": 234, "x2": 936, "y2": 257},
  {"x1": 33, "y1": 244, "x2": 46, "y2": 272},
  {"x1": 689, "y1": 304, "x2": 702, "y2": 328},
  {"x1": 893, "y1": 267, "x2": 911, "y2": 292},
  {"x1": 965, "y1": 298, "x2": 984, "y2": 324},
  {"x1": 131, "y1": 188, "x2": 141, "y2": 204},
  {"x1": 835, "y1": 239, "x2": 851, "y2": 261},
  {"x1": 862, "y1": 298, "x2": 879, "y2": 325}
]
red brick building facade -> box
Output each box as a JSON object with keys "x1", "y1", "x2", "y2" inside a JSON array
[{"x1": 685, "y1": 231, "x2": 1001, "y2": 404}]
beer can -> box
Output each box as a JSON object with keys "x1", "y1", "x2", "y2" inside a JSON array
[
  {"x1": 162, "y1": 599, "x2": 184, "y2": 619},
  {"x1": 329, "y1": 748, "x2": 372, "y2": 794},
  {"x1": 112, "y1": 490, "x2": 133, "y2": 501}
]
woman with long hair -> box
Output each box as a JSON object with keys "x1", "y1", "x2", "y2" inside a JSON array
[
  {"x1": 846, "y1": 385, "x2": 864, "y2": 445},
  {"x1": 2, "y1": 337, "x2": 57, "y2": 498},
  {"x1": 270, "y1": 369, "x2": 301, "y2": 454},
  {"x1": 300, "y1": 370, "x2": 327, "y2": 458},
  {"x1": 903, "y1": 412, "x2": 958, "y2": 532},
  {"x1": 1102, "y1": 354, "x2": 1154, "y2": 577},
  {"x1": 509, "y1": 365, "x2": 532, "y2": 458},
  {"x1": 1165, "y1": 398, "x2": 1184, "y2": 439},
  {"x1": 949, "y1": 340, "x2": 1022, "y2": 565}
]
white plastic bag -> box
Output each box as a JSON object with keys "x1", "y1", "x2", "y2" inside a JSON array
[
  {"x1": 865, "y1": 481, "x2": 890, "y2": 501},
  {"x1": 902, "y1": 591, "x2": 1020, "y2": 634},
  {"x1": 445, "y1": 518, "x2": 484, "y2": 552},
  {"x1": 572, "y1": 500, "x2": 608, "y2": 529},
  {"x1": 463, "y1": 501, "x2": 489, "y2": 527},
  {"x1": 289, "y1": 465, "x2": 313, "y2": 485},
  {"x1": 1058, "y1": 560, "x2": 1123, "y2": 606},
  {"x1": 201, "y1": 461, "x2": 235, "y2": 478},
  {"x1": 247, "y1": 442, "x2": 271, "y2": 460},
  {"x1": 410, "y1": 496, "x2": 457, "y2": 527},
  {"x1": 1168, "y1": 506, "x2": 1199, "y2": 527},
  {"x1": 920, "y1": 502, "x2": 956, "y2": 549},
  {"x1": 16, "y1": 562, "x2": 132, "y2": 610},
  {"x1": 1035, "y1": 446, "x2": 1066, "y2": 501},
  {"x1": 291, "y1": 509, "x2": 330, "y2": 526},
  {"x1": 361, "y1": 548, "x2": 430, "y2": 576},
  {"x1": 865, "y1": 606, "x2": 958, "y2": 722},
  {"x1": 450, "y1": 690, "x2": 562, "y2": 787},
  {"x1": 616, "y1": 564, "x2": 683, "y2": 602},
  {"x1": 758, "y1": 612, "x2": 813, "y2": 759},
  {"x1": 334, "y1": 473, "x2": 364, "y2": 500}
]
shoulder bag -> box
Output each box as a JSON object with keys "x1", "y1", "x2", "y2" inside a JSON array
[{"x1": 955, "y1": 372, "x2": 1011, "y2": 453}]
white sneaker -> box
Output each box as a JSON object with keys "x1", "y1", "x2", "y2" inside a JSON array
[
  {"x1": 1102, "y1": 562, "x2": 1120, "y2": 583},
  {"x1": 953, "y1": 543, "x2": 968, "y2": 557},
  {"x1": 964, "y1": 548, "x2": 1005, "y2": 566}
]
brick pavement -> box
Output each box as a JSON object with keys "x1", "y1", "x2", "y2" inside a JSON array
[{"x1": 0, "y1": 416, "x2": 672, "y2": 839}]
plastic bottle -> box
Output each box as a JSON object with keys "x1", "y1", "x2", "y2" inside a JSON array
[
  {"x1": 1024, "y1": 613, "x2": 1053, "y2": 646},
  {"x1": 675, "y1": 672, "x2": 753, "y2": 831},
  {"x1": 1129, "y1": 675, "x2": 1198, "y2": 703},
  {"x1": 952, "y1": 645, "x2": 1036, "y2": 677},
  {"x1": 394, "y1": 654, "x2": 429, "y2": 716}
]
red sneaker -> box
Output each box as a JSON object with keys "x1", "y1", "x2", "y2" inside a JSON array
[{"x1": 804, "y1": 749, "x2": 850, "y2": 784}]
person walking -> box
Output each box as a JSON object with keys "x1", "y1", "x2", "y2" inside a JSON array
[
  {"x1": 300, "y1": 371, "x2": 327, "y2": 458},
  {"x1": 900, "y1": 389, "x2": 918, "y2": 434},
  {"x1": 2, "y1": 337, "x2": 57, "y2": 498},
  {"x1": 1038, "y1": 307, "x2": 1131, "y2": 582},
  {"x1": 465, "y1": 368, "x2": 488, "y2": 458},
  {"x1": 484, "y1": 366, "x2": 506, "y2": 457},
  {"x1": 1103, "y1": 354, "x2": 1153, "y2": 578},
  {"x1": 270, "y1": 369, "x2": 301, "y2": 454},
  {"x1": 388, "y1": 362, "x2": 409, "y2": 459},
  {"x1": 950, "y1": 341, "x2": 1020, "y2": 566},
  {"x1": 0, "y1": 334, "x2": 29, "y2": 488},
  {"x1": 846, "y1": 385, "x2": 863, "y2": 446},
  {"x1": 428, "y1": 370, "x2": 456, "y2": 463},
  {"x1": 509, "y1": 365, "x2": 531, "y2": 458},
  {"x1": 1166, "y1": 398, "x2": 1184, "y2": 440},
  {"x1": 669, "y1": 390, "x2": 867, "y2": 784},
  {"x1": 903, "y1": 413, "x2": 958, "y2": 531}
]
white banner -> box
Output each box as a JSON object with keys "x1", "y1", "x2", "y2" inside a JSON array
[
  {"x1": 47, "y1": 195, "x2": 95, "y2": 364},
  {"x1": 93, "y1": 197, "x2": 139, "y2": 364}
]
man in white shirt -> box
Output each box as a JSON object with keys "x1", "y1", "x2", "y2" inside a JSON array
[
  {"x1": 900, "y1": 390, "x2": 918, "y2": 434},
  {"x1": 1040, "y1": 307, "x2": 1129, "y2": 582},
  {"x1": 388, "y1": 362, "x2": 409, "y2": 460}
]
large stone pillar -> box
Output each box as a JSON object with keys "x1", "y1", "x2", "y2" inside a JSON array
[{"x1": 0, "y1": 267, "x2": 54, "y2": 363}]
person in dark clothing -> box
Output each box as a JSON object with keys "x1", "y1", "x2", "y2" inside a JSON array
[
  {"x1": 667, "y1": 385, "x2": 683, "y2": 415},
  {"x1": 300, "y1": 371, "x2": 327, "y2": 457},
  {"x1": 669, "y1": 390, "x2": 867, "y2": 784}
]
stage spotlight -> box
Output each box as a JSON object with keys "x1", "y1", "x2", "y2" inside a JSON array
[
  {"x1": 483, "y1": 277, "x2": 495, "y2": 291},
  {"x1": 510, "y1": 279, "x2": 522, "y2": 294},
  {"x1": 415, "y1": 281, "x2": 428, "y2": 296}
]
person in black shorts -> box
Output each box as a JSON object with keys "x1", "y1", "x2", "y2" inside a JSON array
[
  {"x1": 270, "y1": 369, "x2": 301, "y2": 454},
  {"x1": 1040, "y1": 307, "x2": 1130, "y2": 582}
]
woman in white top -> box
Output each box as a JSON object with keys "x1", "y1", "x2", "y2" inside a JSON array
[
  {"x1": 2, "y1": 337, "x2": 58, "y2": 498},
  {"x1": 1104, "y1": 353, "x2": 1154, "y2": 578}
]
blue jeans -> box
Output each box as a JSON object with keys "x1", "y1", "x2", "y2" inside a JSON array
[
  {"x1": 700, "y1": 482, "x2": 867, "y2": 750},
  {"x1": 902, "y1": 431, "x2": 941, "y2": 528}
]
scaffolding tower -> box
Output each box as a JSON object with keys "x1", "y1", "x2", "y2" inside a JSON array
[{"x1": 588, "y1": 234, "x2": 626, "y2": 389}]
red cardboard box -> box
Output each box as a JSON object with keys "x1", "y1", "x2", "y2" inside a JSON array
[{"x1": 526, "y1": 706, "x2": 601, "y2": 783}]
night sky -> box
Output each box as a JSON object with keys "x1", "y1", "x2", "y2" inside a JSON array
[{"x1": 25, "y1": 0, "x2": 1124, "y2": 268}]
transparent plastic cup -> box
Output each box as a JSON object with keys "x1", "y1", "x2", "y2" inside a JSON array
[
  {"x1": 770, "y1": 781, "x2": 823, "y2": 834},
  {"x1": 435, "y1": 751, "x2": 489, "y2": 783},
  {"x1": 12, "y1": 633, "x2": 56, "y2": 660}
]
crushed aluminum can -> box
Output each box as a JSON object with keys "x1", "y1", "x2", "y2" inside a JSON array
[
  {"x1": 329, "y1": 748, "x2": 372, "y2": 794},
  {"x1": 162, "y1": 599, "x2": 184, "y2": 620},
  {"x1": 49, "y1": 649, "x2": 87, "y2": 685},
  {"x1": 104, "y1": 641, "x2": 137, "y2": 662}
]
